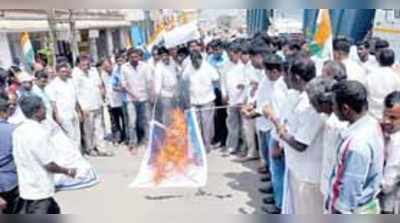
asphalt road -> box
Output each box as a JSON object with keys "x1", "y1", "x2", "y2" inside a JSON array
[{"x1": 55, "y1": 146, "x2": 263, "y2": 220}]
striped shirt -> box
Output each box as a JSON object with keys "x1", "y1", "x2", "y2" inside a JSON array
[{"x1": 325, "y1": 114, "x2": 384, "y2": 213}]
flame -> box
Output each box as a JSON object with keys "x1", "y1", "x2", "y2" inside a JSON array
[{"x1": 153, "y1": 108, "x2": 190, "y2": 184}]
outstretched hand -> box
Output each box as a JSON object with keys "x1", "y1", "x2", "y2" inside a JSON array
[{"x1": 0, "y1": 196, "x2": 7, "y2": 210}]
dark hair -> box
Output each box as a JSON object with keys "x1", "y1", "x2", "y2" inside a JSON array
[
  {"x1": 375, "y1": 39, "x2": 390, "y2": 51},
  {"x1": 356, "y1": 40, "x2": 370, "y2": 49},
  {"x1": 384, "y1": 91, "x2": 400, "y2": 109},
  {"x1": 55, "y1": 62, "x2": 70, "y2": 72},
  {"x1": 56, "y1": 56, "x2": 70, "y2": 65},
  {"x1": 252, "y1": 32, "x2": 271, "y2": 45},
  {"x1": 377, "y1": 48, "x2": 395, "y2": 67},
  {"x1": 18, "y1": 95, "x2": 44, "y2": 119},
  {"x1": 290, "y1": 58, "x2": 316, "y2": 82},
  {"x1": 263, "y1": 53, "x2": 284, "y2": 71},
  {"x1": 333, "y1": 80, "x2": 368, "y2": 113},
  {"x1": 0, "y1": 97, "x2": 8, "y2": 114},
  {"x1": 288, "y1": 42, "x2": 302, "y2": 51},
  {"x1": 76, "y1": 54, "x2": 91, "y2": 65},
  {"x1": 157, "y1": 46, "x2": 169, "y2": 55},
  {"x1": 34, "y1": 70, "x2": 48, "y2": 80},
  {"x1": 115, "y1": 52, "x2": 125, "y2": 60},
  {"x1": 249, "y1": 43, "x2": 269, "y2": 56},
  {"x1": 333, "y1": 37, "x2": 351, "y2": 54},
  {"x1": 0, "y1": 68, "x2": 7, "y2": 88},
  {"x1": 136, "y1": 48, "x2": 144, "y2": 57},
  {"x1": 188, "y1": 39, "x2": 202, "y2": 46},
  {"x1": 177, "y1": 46, "x2": 189, "y2": 56},
  {"x1": 210, "y1": 39, "x2": 223, "y2": 50},
  {"x1": 228, "y1": 42, "x2": 242, "y2": 53},
  {"x1": 127, "y1": 48, "x2": 143, "y2": 57},
  {"x1": 240, "y1": 42, "x2": 251, "y2": 55},
  {"x1": 190, "y1": 51, "x2": 203, "y2": 59}
]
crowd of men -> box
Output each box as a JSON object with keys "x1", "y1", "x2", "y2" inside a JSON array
[{"x1": 1, "y1": 29, "x2": 400, "y2": 214}]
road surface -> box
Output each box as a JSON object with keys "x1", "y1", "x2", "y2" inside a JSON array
[{"x1": 56, "y1": 146, "x2": 263, "y2": 220}]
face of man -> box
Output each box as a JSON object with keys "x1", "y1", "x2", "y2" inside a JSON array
[
  {"x1": 266, "y1": 67, "x2": 282, "y2": 82},
  {"x1": 357, "y1": 45, "x2": 369, "y2": 62},
  {"x1": 46, "y1": 67, "x2": 56, "y2": 80},
  {"x1": 240, "y1": 53, "x2": 250, "y2": 64},
  {"x1": 7, "y1": 94, "x2": 17, "y2": 117},
  {"x1": 161, "y1": 53, "x2": 170, "y2": 65},
  {"x1": 21, "y1": 81, "x2": 33, "y2": 91},
  {"x1": 228, "y1": 51, "x2": 241, "y2": 63},
  {"x1": 192, "y1": 55, "x2": 203, "y2": 70},
  {"x1": 333, "y1": 51, "x2": 342, "y2": 62},
  {"x1": 169, "y1": 47, "x2": 178, "y2": 59},
  {"x1": 250, "y1": 54, "x2": 263, "y2": 69},
  {"x1": 36, "y1": 76, "x2": 48, "y2": 89},
  {"x1": 333, "y1": 98, "x2": 349, "y2": 122},
  {"x1": 58, "y1": 67, "x2": 71, "y2": 80},
  {"x1": 116, "y1": 57, "x2": 125, "y2": 65},
  {"x1": 102, "y1": 60, "x2": 113, "y2": 73},
  {"x1": 36, "y1": 103, "x2": 46, "y2": 122},
  {"x1": 288, "y1": 72, "x2": 303, "y2": 92},
  {"x1": 321, "y1": 65, "x2": 332, "y2": 79},
  {"x1": 190, "y1": 42, "x2": 202, "y2": 53},
  {"x1": 79, "y1": 59, "x2": 91, "y2": 72},
  {"x1": 129, "y1": 53, "x2": 141, "y2": 67},
  {"x1": 382, "y1": 105, "x2": 400, "y2": 134}
]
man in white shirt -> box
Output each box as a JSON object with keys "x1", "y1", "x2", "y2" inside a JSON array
[
  {"x1": 221, "y1": 43, "x2": 248, "y2": 155},
  {"x1": 147, "y1": 46, "x2": 161, "y2": 105},
  {"x1": 365, "y1": 48, "x2": 400, "y2": 120},
  {"x1": 46, "y1": 63, "x2": 82, "y2": 151},
  {"x1": 100, "y1": 58, "x2": 124, "y2": 145},
  {"x1": 72, "y1": 54, "x2": 109, "y2": 156},
  {"x1": 258, "y1": 54, "x2": 289, "y2": 214},
  {"x1": 184, "y1": 51, "x2": 219, "y2": 151},
  {"x1": 13, "y1": 95, "x2": 76, "y2": 214},
  {"x1": 301, "y1": 77, "x2": 347, "y2": 200},
  {"x1": 333, "y1": 37, "x2": 366, "y2": 84},
  {"x1": 355, "y1": 41, "x2": 379, "y2": 75},
  {"x1": 277, "y1": 58, "x2": 325, "y2": 214},
  {"x1": 380, "y1": 91, "x2": 400, "y2": 214},
  {"x1": 241, "y1": 43, "x2": 271, "y2": 173},
  {"x1": 153, "y1": 47, "x2": 179, "y2": 126},
  {"x1": 240, "y1": 44, "x2": 260, "y2": 161},
  {"x1": 121, "y1": 48, "x2": 152, "y2": 151}
]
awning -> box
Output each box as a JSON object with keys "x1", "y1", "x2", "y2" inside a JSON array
[{"x1": 0, "y1": 19, "x2": 131, "y2": 33}]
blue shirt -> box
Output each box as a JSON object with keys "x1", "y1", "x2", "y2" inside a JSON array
[
  {"x1": 325, "y1": 114, "x2": 384, "y2": 213},
  {"x1": 207, "y1": 52, "x2": 228, "y2": 70},
  {"x1": 111, "y1": 65, "x2": 128, "y2": 103},
  {"x1": 0, "y1": 119, "x2": 17, "y2": 192}
]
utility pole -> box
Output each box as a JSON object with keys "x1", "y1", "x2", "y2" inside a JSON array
[
  {"x1": 68, "y1": 9, "x2": 79, "y2": 64},
  {"x1": 45, "y1": 9, "x2": 58, "y2": 66}
]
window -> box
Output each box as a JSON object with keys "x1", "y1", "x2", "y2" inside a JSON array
[{"x1": 395, "y1": 9, "x2": 400, "y2": 19}]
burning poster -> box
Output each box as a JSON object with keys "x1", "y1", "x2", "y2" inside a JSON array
[{"x1": 130, "y1": 108, "x2": 207, "y2": 187}]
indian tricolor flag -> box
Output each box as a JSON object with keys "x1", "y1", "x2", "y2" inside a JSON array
[
  {"x1": 20, "y1": 32, "x2": 35, "y2": 66},
  {"x1": 309, "y1": 9, "x2": 333, "y2": 59}
]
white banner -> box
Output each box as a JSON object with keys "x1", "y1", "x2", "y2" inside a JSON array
[{"x1": 163, "y1": 21, "x2": 200, "y2": 48}]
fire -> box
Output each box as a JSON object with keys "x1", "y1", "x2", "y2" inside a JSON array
[{"x1": 153, "y1": 108, "x2": 190, "y2": 184}]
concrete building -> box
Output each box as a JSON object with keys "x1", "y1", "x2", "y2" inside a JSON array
[{"x1": 0, "y1": 9, "x2": 146, "y2": 68}]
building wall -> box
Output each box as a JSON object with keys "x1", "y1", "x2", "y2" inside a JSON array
[{"x1": 0, "y1": 33, "x2": 13, "y2": 68}]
